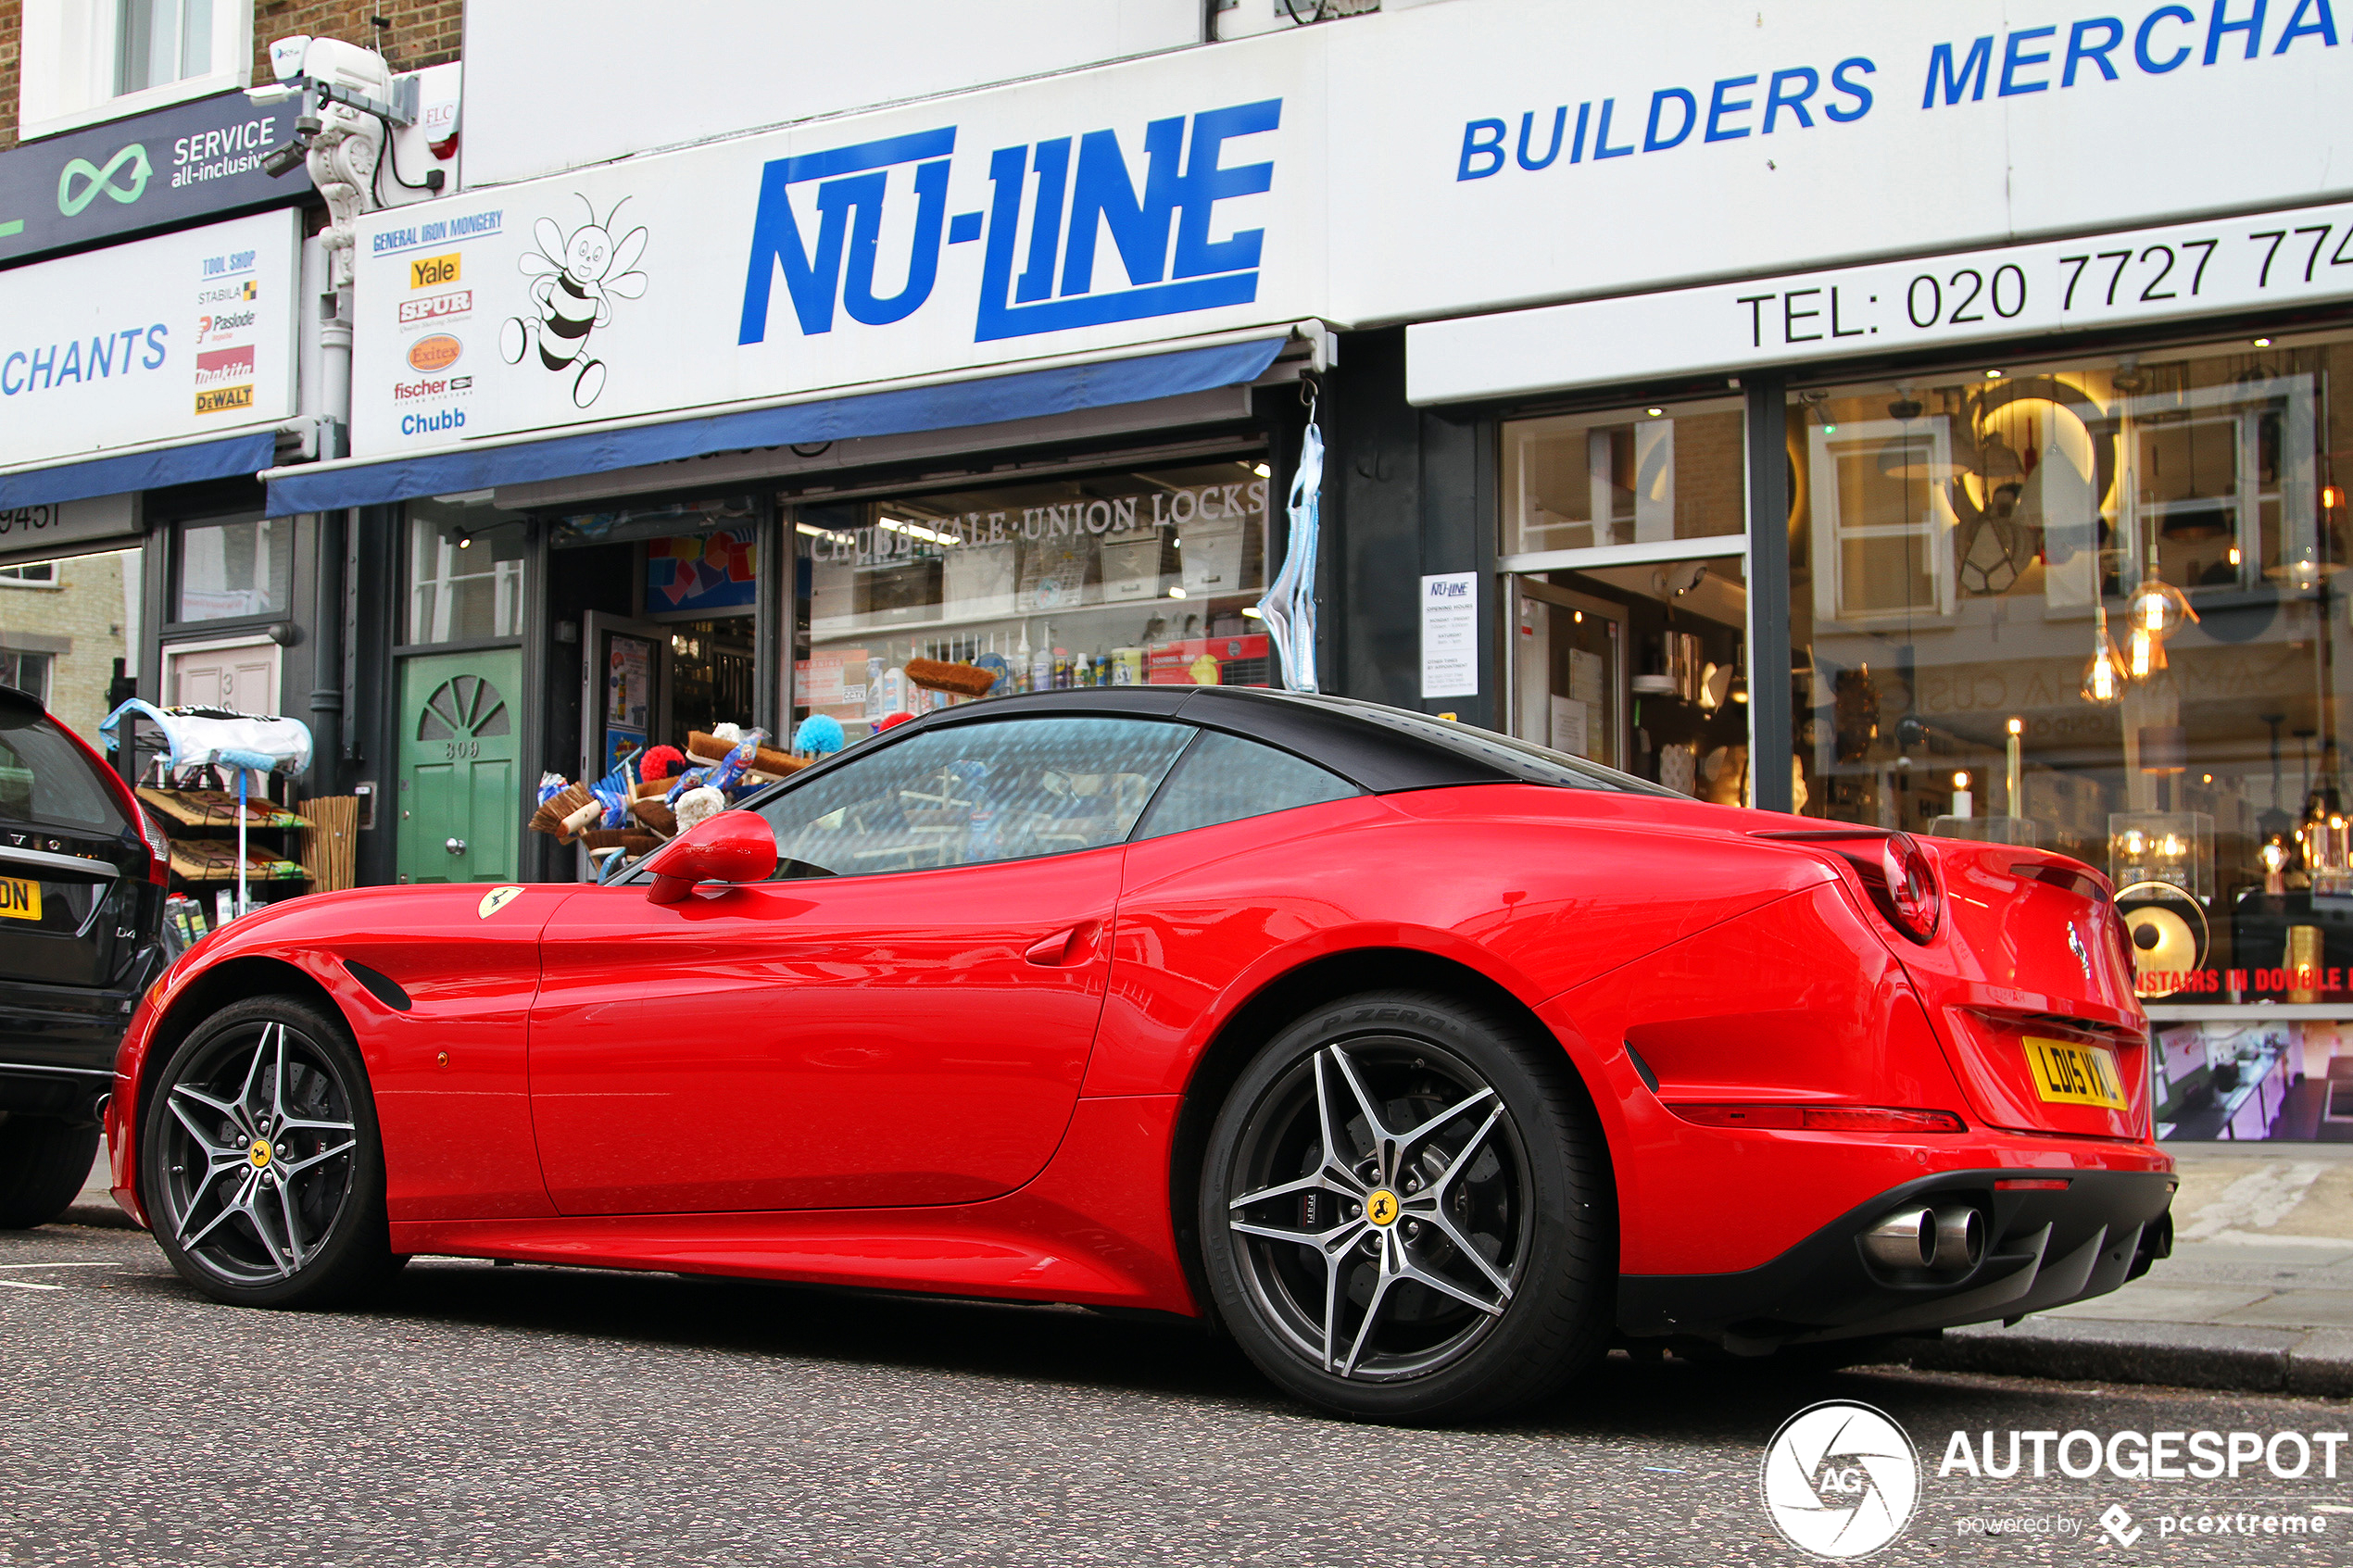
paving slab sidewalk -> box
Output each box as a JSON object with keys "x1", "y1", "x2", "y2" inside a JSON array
[{"x1": 1901, "y1": 1143, "x2": 2353, "y2": 1397}]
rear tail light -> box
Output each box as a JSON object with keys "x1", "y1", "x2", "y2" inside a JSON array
[
  {"x1": 1879, "y1": 832, "x2": 1942, "y2": 942},
  {"x1": 1666, "y1": 1103, "x2": 1967, "y2": 1134},
  {"x1": 135, "y1": 809, "x2": 171, "y2": 886}
]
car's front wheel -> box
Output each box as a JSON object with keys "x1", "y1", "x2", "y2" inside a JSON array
[
  {"x1": 1200, "y1": 990, "x2": 1613, "y2": 1423},
  {"x1": 141, "y1": 996, "x2": 396, "y2": 1308}
]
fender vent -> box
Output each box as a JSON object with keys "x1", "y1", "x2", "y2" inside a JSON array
[{"x1": 343, "y1": 960, "x2": 411, "y2": 1012}]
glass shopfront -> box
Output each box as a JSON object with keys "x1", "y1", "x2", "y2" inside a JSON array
[
  {"x1": 1783, "y1": 330, "x2": 2353, "y2": 1141},
  {"x1": 795, "y1": 458, "x2": 1275, "y2": 739}
]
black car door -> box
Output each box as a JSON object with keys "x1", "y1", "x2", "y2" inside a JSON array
[{"x1": 0, "y1": 695, "x2": 143, "y2": 992}]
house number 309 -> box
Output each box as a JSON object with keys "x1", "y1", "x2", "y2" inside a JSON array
[{"x1": 443, "y1": 740, "x2": 480, "y2": 759}]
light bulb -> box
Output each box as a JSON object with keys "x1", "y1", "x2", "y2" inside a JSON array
[
  {"x1": 2128, "y1": 625, "x2": 2165, "y2": 679},
  {"x1": 1953, "y1": 771, "x2": 1969, "y2": 790},
  {"x1": 2262, "y1": 840, "x2": 2289, "y2": 872}
]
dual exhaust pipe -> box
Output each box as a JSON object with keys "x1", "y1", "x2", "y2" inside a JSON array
[{"x1": 1862, "y1": 1204, "x2": 1983, "y2": 1275}]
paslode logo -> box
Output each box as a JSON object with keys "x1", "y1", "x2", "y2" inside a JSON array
[
  {"x1": 408, "y1": 333, "x2": 461, "y2": 371},
  {"x1": 1762, "y1": 1401, "x2": 1920, "y2": 1559}
]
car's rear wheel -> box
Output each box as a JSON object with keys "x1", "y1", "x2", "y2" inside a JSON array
[
  {"x1": 1200, "y1": 990, "x2": 1612, "y2": 1423},
  {"x1": 0, "y1": 1113, "x2": 101, "y2": 1228},
  {"x1": 141, "y1": 996, "x2": 396, "y2": 1308}
]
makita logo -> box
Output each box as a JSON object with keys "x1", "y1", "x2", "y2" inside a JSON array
[
  {"x1": 399, "y1": 289, "x2": 472, "y2": 325},
  {"x1": 737, "y1": 99, "x2": 1278, "y2": 348},
  {"x1": 193, "y1": 345, "x2": 254, "y2": 385}
]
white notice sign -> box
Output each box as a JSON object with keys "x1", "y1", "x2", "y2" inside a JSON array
[{"x1": 1420, "y1": 571, "x2": 1478, "y2": 699}]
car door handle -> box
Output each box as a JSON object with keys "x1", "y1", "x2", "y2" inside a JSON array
[{"x1": 1023, "y1": 921, "x2": 1101, "y2": 968}]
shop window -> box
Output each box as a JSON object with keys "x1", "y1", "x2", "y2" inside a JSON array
[
  {"x1": 0, "y1": 562, "x2": 59, "y2": 586},
  {"x1": 116, "y1": 0, "x2": 214, "y2": 94},
  {"x1": 1133, "y1": 730, "x2": 1359, "y2": 839},
  {"x1": 1502, "y1": 400, "x2": 1746, "y2": 558},
  {"x1": 758, "y1": 716, "x2": 1190, "y2": 876},
  {"x1": 0, "y1": 649, "x2": 55, "y2": 705},
  {"x1": 18, "y1": 0, "x2": 252, "y2": 139},
  {"x1": 794, "y1": 459, "x2": 1270, "y2": 740},
  {"x1": 1785, "y1": 334, "x2": 2353, "y2": 1137},
  {"x1": 405, "y1": 503, "x2": 529, "y2": 645},
  {"x1": 174, "y1": 515, "x2": 290, "y2": 623}
]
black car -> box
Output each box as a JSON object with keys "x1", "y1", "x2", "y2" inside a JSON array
[{"x1": 0, "y1": 685, "x2": 170, "y2": 1227}]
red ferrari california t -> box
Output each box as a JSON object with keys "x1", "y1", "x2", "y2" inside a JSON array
[{"x1": 106, "y1": 686, "x2": 2173, "y2": 1422}]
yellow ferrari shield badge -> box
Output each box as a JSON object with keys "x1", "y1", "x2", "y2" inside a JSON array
[{"x1": 478, "y1": 886, "x2": 524, "y2": 920}]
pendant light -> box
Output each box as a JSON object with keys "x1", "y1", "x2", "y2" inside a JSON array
[{"x1": 2082, "y1": 604, "x2": 2127, "y2": 705}]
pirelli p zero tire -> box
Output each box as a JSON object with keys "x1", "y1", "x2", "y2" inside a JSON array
[
  {"x1": 0, "y1": 1114, "x2": 102, "y2": 1228},
  {"x1": 141, "y1": 996, "x2": 398, "y2": 1309},
  {"x1": 1201, "y1": 989, "x2": 1613, "y2": 1424}
]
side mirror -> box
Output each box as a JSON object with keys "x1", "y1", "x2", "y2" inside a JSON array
[{"x1": 639, "y1": 810, "x2": 778, "y2": 905}]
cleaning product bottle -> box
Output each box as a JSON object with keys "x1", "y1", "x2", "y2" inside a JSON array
[{"x1": 1029, "y1": 621, "x2": 1053, "y2": 694}]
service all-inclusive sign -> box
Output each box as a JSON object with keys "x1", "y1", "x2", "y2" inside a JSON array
[
  {"x1": 347, "y1": 43, "x2": 1317, "y2": 458},
  {"x1": 0, "y1": 208, "x2": 299, "y2": 470}
]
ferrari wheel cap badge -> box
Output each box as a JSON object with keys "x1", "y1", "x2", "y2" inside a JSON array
[
  {"x1": 247, "y1": 1139, "x2": 272, "y2": 1170},
  {"x1": 478, "y1": 886, "x2": 524, "y2": 919},
  {"x1": 1365, "y1": 1188, "x2": 1399, "y2": 1227}
]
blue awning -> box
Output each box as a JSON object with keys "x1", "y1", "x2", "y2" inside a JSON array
[
  {"x1": 265, "y1": 336, "x2": 1288, "y2": 517},
  {"x1": 0, "y1": 431, "x2": 278, "y2": 511}
]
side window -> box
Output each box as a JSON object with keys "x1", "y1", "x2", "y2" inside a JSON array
[
  {"x1": 0, "y1": 709, "x2": 122, "y2": 832},
  {"x1": 1133, "y1": 730, "x2": 1359, "y2": 841},
  {"x1": 758, "y1": 717, "x2": 1190, "y2": 876}
]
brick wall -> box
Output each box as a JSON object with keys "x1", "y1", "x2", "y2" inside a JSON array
[
  {"x1": 0, "y1": 1, "x2": 461, "y2": 153},
  {"x1": 0, "y1": 550, "x2": 136, "y2": 747}
]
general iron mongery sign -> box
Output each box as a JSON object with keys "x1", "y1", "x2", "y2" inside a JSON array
[{"x1": 0, "y1": 92, "x2": 313, "y2": 270}]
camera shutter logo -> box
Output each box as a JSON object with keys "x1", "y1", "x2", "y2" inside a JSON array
[{"x1": 1760, "y1": 1400, "x2": 1919, "y2": 1559}]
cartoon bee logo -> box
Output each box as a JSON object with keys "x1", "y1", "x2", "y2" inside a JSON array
[{"x1": 498, "y1": 195, "x2": 648, "y2": 409}]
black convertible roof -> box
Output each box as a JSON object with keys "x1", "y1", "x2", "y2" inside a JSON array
[{"x1": 845, "y1": 684, "x2": 1676, "y2": 797}]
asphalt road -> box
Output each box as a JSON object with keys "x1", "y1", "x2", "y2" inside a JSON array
[{"x1": 4, "y1": 1224, "x2": 2349, "y2": 1567}]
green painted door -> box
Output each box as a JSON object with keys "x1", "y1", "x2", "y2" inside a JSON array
[{"x1": 397, "y1": 651, "x2": 522, "y2": 884}]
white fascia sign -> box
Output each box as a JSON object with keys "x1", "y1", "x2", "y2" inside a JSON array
[
  {"x1": 348, "y1": 40, "x2": 1321, "y2": 459},
  {"x1": 1408, "y1": 197, "x2": 2353, "y2": 404},
  {"x1": 0, "y1": 208, "x2": 299, "y2": 470}
]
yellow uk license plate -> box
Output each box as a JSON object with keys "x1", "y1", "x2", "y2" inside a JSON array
[
  {"x1": 0, "y1": 875, "x2": 41, "y2": 922},
  {"x1": 2022, "y1": 1035, "x2": 2129, "y2": 1110}
]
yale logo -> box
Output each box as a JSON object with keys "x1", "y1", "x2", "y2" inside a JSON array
[{"x1": 410, "y1": 253, "x2": 460, "y2": 289}]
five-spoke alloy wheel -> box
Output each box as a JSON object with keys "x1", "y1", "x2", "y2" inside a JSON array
[
  {"x1": 143, "y1": 997, "x2": 397, "y2": 1308},
  {"x1": 1202, "y1": 991, "x2": 1611, "y2": 1423}
]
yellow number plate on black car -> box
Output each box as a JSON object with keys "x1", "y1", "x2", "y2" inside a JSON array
[
  {"x1": 0, "y1": 875, "x2": 41, "y2": 921},
  {"x1": 2022, "y1": 1035, "x2": 2128, "y2": 1110}
]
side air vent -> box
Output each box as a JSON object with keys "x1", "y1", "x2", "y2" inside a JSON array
[{"x1": 343, "y1": 960, "x2": 411, "y2": 1012}]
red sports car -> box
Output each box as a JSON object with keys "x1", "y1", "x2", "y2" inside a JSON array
[{"x1": 106, "y1": 686, "x2": 2173, "y2": 1422}]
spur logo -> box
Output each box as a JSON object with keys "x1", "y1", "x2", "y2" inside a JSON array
[{"x1": 737, "y1": 99, "x2": 1279, "y2": 349}]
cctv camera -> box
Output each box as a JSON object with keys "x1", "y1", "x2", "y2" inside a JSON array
[
  {"x1": 269, "y1": 34, "x2": 313, "y2": 84},
  {"x1": 260, "y1": 140, "x2": 309, "y2": 179}
]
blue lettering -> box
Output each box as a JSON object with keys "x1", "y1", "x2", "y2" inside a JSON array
[
  {"x1": 1924, "y1": 37, "x2": 1994, "y2": 105},
  {"x1": 1764, "y1": 67, "x2": 1818, "y2": 130},
  {"x1": 1705, "y1": 75, "x2": 1757, "y2": 140},
  {"x1": 2206, "y1": 0, "x2": 2268, "y2": 59},
  {"x1": 28, "y1": 345, "x2": 55, "y2": 389},
  {"x1": 1517, "y1": 107, "x2": 1568, "y2": 169},
  {"x1": 1170, "y1": 97, "x2": 1278, "y2": 280},
  {"x1": 1016, "y1": 139, "x2": 1071, "y2": 303},
  {"x1": 1643, "y1": 88, "x2": 1697, "y2": 151},
  {"x1": 117, "y1": 328, "x2": 142, "y2": 369},
  {"x1": 2001, "y1": 24, "x2": 2059, "y2": 91},
  {"x1": 1457, "y1": 118, "x2": 1506, "y2": 180},
  {"x1": 2066, "y1": 18, "x2": 2127, "y2": 81},
  {"x1": 1, "y1": 353, "x2": 23, "y2": 395},
  {"x1": 88, "y1": 333, "x2": 113, "y2": 379},
  {"x1": 840, "y1": 159, "x2": 950, "y2": 326},
  {"x1": 1567, "y1": 102, "x2": 1590, "y2": 163},
  {"x1": 55, "y1": 340, "x2": 81, "y2": 384},
  {"x1": 737, "y1": 127, "x2": 957, "y2": 345},
  {"x1": 144, "y1": 324, "x2": 167, "y2": 369},
  {"x1": 1827, "y1": 56, "x2": 1876, "y2": 119},
  {"x1": 1061, "y1": 116, "x2": 1185, "y2": 294},
  {"x1": 2139, "y1": 6, "x2": 2197, "y2": 70},
  {"x1": 2274, "y1": 0, "x2": 2336, "y2": 46},
  {"x1": 1592, "y1": 97, "x2": 1635, "y2": 157}
]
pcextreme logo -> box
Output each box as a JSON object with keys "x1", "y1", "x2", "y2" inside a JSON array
[
  {"x1": 1761, "y1": 1401, "x2": 1920, "y2": 1559},
  {"x1": 736, "y1": 98, "x2": 1280, "y2": 349}
]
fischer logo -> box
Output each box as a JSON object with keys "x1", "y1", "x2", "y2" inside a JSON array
[
  {"x1": 394, "y1": 376, "x2": 450, "y2": 400},
  {"x1": 194, "y1": 345, "x2": 254, "y2": 385},
  {"x1": 408, "y1": 333, "x2": 462, "y2": 372},
  {"x1": 401, "y1": 408, "x2": 466, "y2": 435},
  {"x1": 399, "y1": 289, "x2": 471, "y2": 325}
]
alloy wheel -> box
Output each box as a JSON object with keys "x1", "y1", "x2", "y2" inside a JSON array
[
  {"x1": 1224, "y1": 1035, "x2": 1530, "y2": 1382},
  {"x1": 154, "y1": 1021, "x2": 360, "y2": 1287}
]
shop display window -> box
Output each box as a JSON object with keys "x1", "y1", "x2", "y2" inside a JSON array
[
  {"x1": 175, "y1": 514, "x2": 291, "y2": 623},
  {"x1": 1502, "y1": 399, "x2": 1746, "y2": 558},
  {"x1": 404, "y1": 500, "x2": 529, "y2": 645},
  {"x1": 793, "y1": 459, "x2": 1271, "y2": 738},
  {"x1": 1785, "y1": 332, "x2": 2353, "y2": 1140}
]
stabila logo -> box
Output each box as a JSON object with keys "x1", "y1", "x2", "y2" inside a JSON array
[
  {"x1": 410, "y1": 252, "x2": 460, "y2": 289},
  {"x1": 408, "y1": 333, "x2": 462, "y2": 372},
  {"x1": 736, "y1": 99, "x2": 1279, "y2": 348}
]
